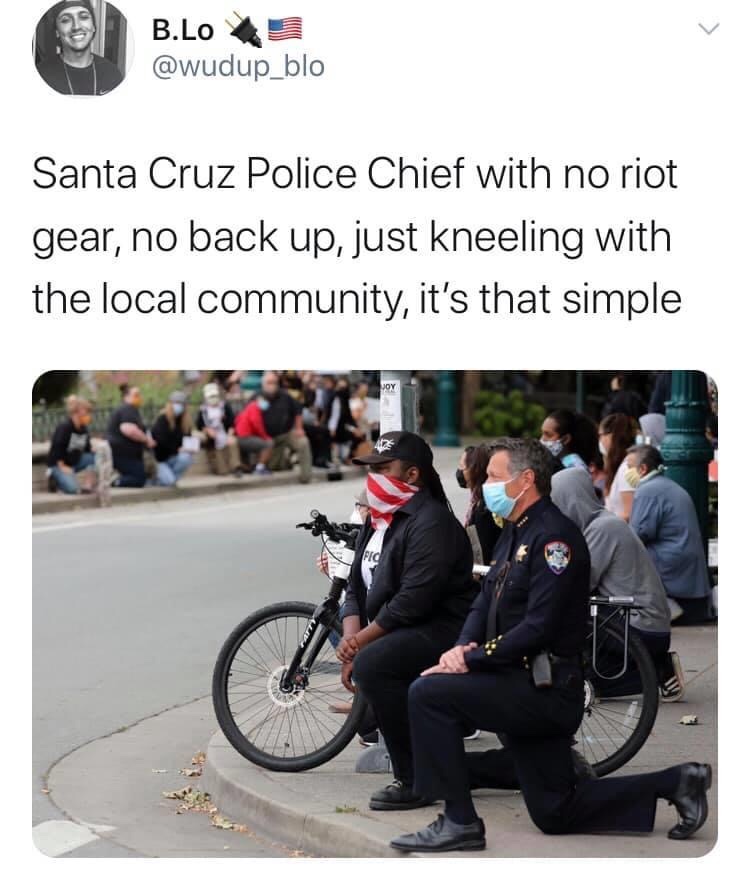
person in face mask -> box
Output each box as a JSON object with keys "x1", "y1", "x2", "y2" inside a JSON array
[
  {"x1": 456, "y1": 444, "x2": 502, "y2": 565},
  {"x1": 106, "y1": 385, "x2": 155, "y2": 488},
  {"x1": 335, "y1": 431, "x2": 476, "y2": 813},
  {"x1": 540, "y1": 409, "x2": 599, "y2": 472},
  {"x1": 150, "y1": 391, "x2": 195, "y2": 486},
  {"x1": 257, "y1": 371, "x2": 313, "y2": 484},
  {"x1": 195, "y1": 383, "x2": 240, "y2": 476},
  {"x1": 47, "y1": 395, "x2": 96, "y2": 494},
  {"x1": 392, "y1": 437, "x2": 711, "y2": 853},
  {"x1": 626, "y1": 445, "x2": 713, "y2": 625}
]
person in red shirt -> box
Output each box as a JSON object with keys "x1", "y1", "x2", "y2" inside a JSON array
[{"x1": 234, "y1": 399, "x2": 274, "y2": 475}]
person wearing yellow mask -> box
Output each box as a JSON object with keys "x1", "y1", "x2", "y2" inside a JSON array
[{"x1": 47, "y1": 395, "x2": 96, "y2": 494}]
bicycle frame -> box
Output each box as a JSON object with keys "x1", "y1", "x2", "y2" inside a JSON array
[{"x1": 280, "y1": 533, "x2": 357, "y2": 693}]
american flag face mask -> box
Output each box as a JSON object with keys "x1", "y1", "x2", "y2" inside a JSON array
[{"x1": 365, "y1": 472, "x2": 419, "y2": 531}]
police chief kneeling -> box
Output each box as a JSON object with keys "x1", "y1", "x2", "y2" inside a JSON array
[{"x1": 335, "y1": 434, "x2": 711, "y2": 853}]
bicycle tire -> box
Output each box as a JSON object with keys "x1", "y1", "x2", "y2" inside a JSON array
[
  {"x1": 578, "y1": 619, "x2": 659, "y2": 777},
  {"x1": 212, "y1": 601, "x2": 368, "y2": 772}
]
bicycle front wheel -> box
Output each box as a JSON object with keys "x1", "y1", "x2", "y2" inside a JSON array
[
  {"x1": 576, "y1": 619, "x2": 659, "y2": 776},
  {"x1": 212, "y1": 601, "x2": 367, "y2": 772}
]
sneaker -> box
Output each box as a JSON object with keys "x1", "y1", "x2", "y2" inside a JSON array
[
  {"x1": 660, "y1": 651, "x2": 686, "y2": 702},
  {"x1": 463, "y1": 729, "x2": 481, "y2": 741},
  {"x1": 253, "y1": 464, "x2": 272, "y2": 476},
  {"x1": 369, "y1": 779, "x2": 433, "y2": 811},
  {"x1": 667, "y1": 597, "x2": 684, "y2": 623},
  {"x1": 358, "y1": 730, "x2": 379, "y2": 747}
]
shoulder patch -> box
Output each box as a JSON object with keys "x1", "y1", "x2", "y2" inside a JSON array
[{"x1": 544, "y1": 541, "x2": 571, "y2": 575}]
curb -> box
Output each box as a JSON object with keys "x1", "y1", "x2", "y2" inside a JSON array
[
  {"x1": 32, "y1": 466, "x2": 364, "y2": 515},
  {"x1": 203, "y1": 732, "x2": 404, "y2": 858}
]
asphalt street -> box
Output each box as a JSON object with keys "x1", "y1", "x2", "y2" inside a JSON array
[{"x1": 32, "y1": 468, "x2": 372, "y2": 856}]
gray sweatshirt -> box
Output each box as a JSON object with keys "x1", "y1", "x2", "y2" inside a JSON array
[{"x1": 551, "y1": 467, "x2": 670, "y2": 635}]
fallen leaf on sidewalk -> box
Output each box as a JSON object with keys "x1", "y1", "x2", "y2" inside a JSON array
[
  {"x1": 162, "y1": 786, "x2": 216, "y2": 813},
  {"x1": 191, "y1": 751, "x2": 206, "y2": 766},
  {"x1": 679, "y1": 715, "x2": 699, "y2": 725},
  {"x1": 179, "y1": 767, "x2": 202, "y2": 777},
  {"x1": 335, "y1": 805, "x2": 358, "y2": 814},
  {"x1": 210, "y1": 812, "x2": 247, "y2": 833}
]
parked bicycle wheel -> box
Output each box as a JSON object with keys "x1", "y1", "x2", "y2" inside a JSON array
[
  {"x1": 212, "y1": 601, "x2": 367, "y2": 772},
  {"x1": 576, "y1": 619, "x2": 659, "y2": 776}
]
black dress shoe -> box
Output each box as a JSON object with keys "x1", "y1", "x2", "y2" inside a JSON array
[
  {"x1": 391, "y1": 814, "x2": 486, "y2": 853},
  {"x1": 369, "y1": 780, "x2": 432, "y2": 811},
  {"x1": 667, "y1": 763, "x2": 712, "y2": 840}
]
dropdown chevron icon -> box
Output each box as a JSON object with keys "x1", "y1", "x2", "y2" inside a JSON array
[{"x1": 698, "y1": 22, "x2": 719, "y2": 35}]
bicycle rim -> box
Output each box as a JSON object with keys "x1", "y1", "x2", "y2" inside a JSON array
[
  {"x1": 213, "y1": 602, "x2": 366, "y2": 771},
  {"x1": 576, "y1": 620, "x2": 659, "y2": 776}
]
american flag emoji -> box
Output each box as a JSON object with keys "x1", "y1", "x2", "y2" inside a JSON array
[{"x1": 268, "y1": 17, "x2": 303, "y2": 40}]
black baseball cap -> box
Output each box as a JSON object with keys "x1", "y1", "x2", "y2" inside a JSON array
[{"x1": 352, "y1": 431, "x2": 434, "y2": 469}]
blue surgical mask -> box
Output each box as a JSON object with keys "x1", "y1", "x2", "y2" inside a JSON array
[
  {"x1": 172, "y1": 403, "x2": 184, "y2": 415},
  {"x1": 482, "y1": 475, "x2": 526, "y2": 520},
  {"x1": 541, "y1": 438, "x2": 563, "y2": 457}
]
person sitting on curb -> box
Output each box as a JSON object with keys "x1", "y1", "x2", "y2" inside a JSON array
[
  {"x1": 234, "y1": 397, "x2": 274, "y2": 475},
  {"x1": 150, "y1": 391, "x2": 195, "y2": 487},
  {"x1": 258, "y1": 371, "x2": 313, "y2": 483},
  {"x1": 47, "y1": 395, "x2": 96, "y2": 494},
  {"x1": 107, "y1": 385, "x2": 155, "y2": 488},
  {"x1": 195, "y1": 383, "x2": 240, "y2": 476}
]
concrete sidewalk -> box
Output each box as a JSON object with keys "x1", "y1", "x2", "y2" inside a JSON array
[
  {"x1": 32, "y1": 465, "x2": 364, "y2": 515},
  {"x1": 203, "y1": 624, "x2": 718, "y2": 858}
]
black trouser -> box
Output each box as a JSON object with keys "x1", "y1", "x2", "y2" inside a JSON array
[
  {"x1": 304, "y1": 423, "x2": 331, "y2": 466},
  {"x1": 352, "y1": 620, "x2": 463, "y2": 785},
  {"x1": 112, "y1": 454, "x2": 147, "y2": 488},
  {"x1": 409, "y1": 668, "x2": 682, "y2": 834}
]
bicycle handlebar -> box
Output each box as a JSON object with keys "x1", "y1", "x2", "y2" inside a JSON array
[{"x1": 296, "y1": 510, "x2": 360, "y2": 548}]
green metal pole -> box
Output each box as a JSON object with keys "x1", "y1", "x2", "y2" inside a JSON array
[
  {"x1": 434, "y1": 371, "x2": 459, "y2": 446},
  {"x1": 660, "y1": 371, "x2": 713, "y2": 551}
]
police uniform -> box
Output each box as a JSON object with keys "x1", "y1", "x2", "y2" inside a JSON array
[{"x1": 408, "y1": 495, "x2": 683, "y2": 835}]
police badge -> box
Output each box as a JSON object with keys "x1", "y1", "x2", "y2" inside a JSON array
[{"x1": 544, "y1": 541, "x2": 571, "y2": 575}]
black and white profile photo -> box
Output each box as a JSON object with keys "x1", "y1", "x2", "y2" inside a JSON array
[{"x1": 34, "y1": 1, "x2": 130, "y2": 96}]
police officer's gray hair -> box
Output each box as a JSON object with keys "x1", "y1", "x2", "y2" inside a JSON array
[
  {"x1": 489, "y1": 437, "x2": 553, "y2": 496},
  {"x1": 627, "y1": 444, "x2": 663, "y2": 472}
]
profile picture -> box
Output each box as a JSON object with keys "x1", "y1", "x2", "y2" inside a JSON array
[{"x1": 33, "y1": 1, "x2": 131, "y2": 96}]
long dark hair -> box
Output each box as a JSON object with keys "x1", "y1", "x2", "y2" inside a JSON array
[
  {"x1": 548, "y1": 409, "x2": 599, "y2": 465},
  {"x1": 463, "y1": 443, "x2": 492, "y2": 509},
  {"x1": 600, "y1": 413, "x2": 637, "y2": 493},
  {"x1": 422, "y1": 465, "x2": 450, "y2": 509}
]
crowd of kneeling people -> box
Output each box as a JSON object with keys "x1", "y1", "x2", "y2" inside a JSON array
[
  {"x1": 320, "y1": 426, "x2": 713, "y2": 851},
  {"x1": 46, "y1": 371, "x2": 378, "y2": 494}
]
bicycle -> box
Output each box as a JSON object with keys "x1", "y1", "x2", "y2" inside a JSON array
[{"x1": 212, "y1": 512, "x2": 659, "y2": 776}]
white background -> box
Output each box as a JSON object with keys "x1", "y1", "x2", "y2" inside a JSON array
[{"x1": 4, "y1": 0, "x2": 747, "y2": 868}]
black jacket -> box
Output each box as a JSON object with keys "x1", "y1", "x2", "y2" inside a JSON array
[
  {"x1": 342, "y1": 488, "x2": 476, "y2": 633},
  {"x1": 459, "y1": 496, "x2": 590, "y2": 670},
  {"x1": 151, "y1": 413, "x2": 185, "y2": 462}
]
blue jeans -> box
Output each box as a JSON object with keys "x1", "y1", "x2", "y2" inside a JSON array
[
  {"x1": 49, "y1": 452, "x2": 96, "y2": 494},
  {"x1": 154, "y1": 452, "x2": 193, "y2": 486}
]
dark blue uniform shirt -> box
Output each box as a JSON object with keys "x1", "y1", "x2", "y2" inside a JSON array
[{"x1": 458, "y1": 496, "x2": 590, "y2": 670}]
